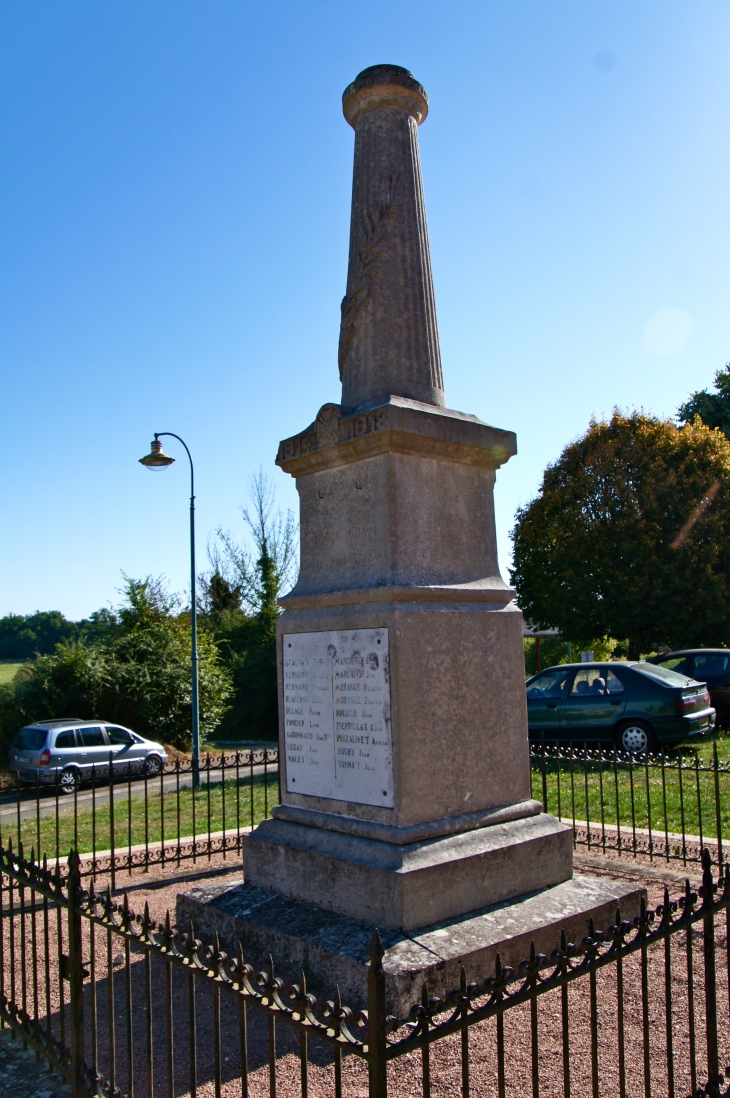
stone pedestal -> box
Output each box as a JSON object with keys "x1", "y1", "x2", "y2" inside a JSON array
[
  {"x1": 179, "y1": 872, "x2": 646, "y2": 1019},
  {"x1": 244, "y1": 388, "x2": 575, "y2": 925}
]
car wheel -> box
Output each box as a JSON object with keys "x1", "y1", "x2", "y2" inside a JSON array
[
  {"x1": 616, "y1": 721, "x2": 656, "y2": 755},
  {"x1": 59, "y1": 768, "x2": 80, "y2": 794},
  {"x1": 144, "y1": 755, "x2": 163, "y2": 778}
]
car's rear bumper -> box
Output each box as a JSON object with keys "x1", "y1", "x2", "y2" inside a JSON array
[
  {"x1": 8, "y1": 765, "x2": 59, "y2": 784},
  {"x1": 653, "y1": 707, "x2": 716, "y2": 741}
]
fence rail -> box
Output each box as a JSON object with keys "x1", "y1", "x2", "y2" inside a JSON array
[
  {"x1": 531, "y1": 740, "x2": 729, "y2": 867},
  {"x1": 1, "y1": 748, "x2": 279, "y2": 887},
  {"x1": 2, "y1": 838, "x2": 730, "y2": 1097},
  {"x1": 3, "y1": 741, "x2": 727, "y2": 894}
]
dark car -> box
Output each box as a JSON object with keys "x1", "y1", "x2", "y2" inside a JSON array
[
  {"x1": 646, "y1": 649, "x2": 730, "y2": 724},
  {"x1": 526, "y1": 661, "x2": 715, "y2": 753}
]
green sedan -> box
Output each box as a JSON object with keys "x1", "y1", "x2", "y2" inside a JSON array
[{"x1": 526, "y1": 661, "x2": 715, "y2": 753}]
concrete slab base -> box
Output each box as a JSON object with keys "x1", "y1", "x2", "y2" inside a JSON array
[{"x1": 177, "y1": 873, "x2": 645, "y2": 1019}]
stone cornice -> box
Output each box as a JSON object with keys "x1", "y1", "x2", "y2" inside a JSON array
[
  {"x1": 276, "y1": 397, "x2": 517, "y2": 477},
  {"x1": 279, "y1": 577, "x2": 516, "y2": 611}
]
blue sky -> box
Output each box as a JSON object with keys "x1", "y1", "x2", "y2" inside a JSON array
[{"x1": 1, "y1": 1, "x2": 729, "y2": 619}]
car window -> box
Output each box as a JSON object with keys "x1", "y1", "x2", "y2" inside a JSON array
[
  {"x1": 79, "y1": 727, "x2": 106, "y2": 748},
  {"x1": 526, "y1": 669, "x2": 570, "y2": 699},
  {"x1": 106, "y1": 726, "x2": 133, "y2": 745},
  {"x1": 692, "y1": 654, "x2": 729, "y2": 677},
  {"x1": 570, "y1": 668, "x2": 608, "y2": 696},
  {"x1": 635, "y1": 662, "x2": 692, "y2": 685},
  {"x1": 12, "y1": 728, "x2": 47, "y2": 751},
  {"x1": 605, "y1": 669, "x2": 625, "y2": 695},
  {"x1": 55, "y1": 730, "x2": 77, "y2": 748},
  {"x1": 657, "y1": 657, "x2": 688, "y2": 674}
]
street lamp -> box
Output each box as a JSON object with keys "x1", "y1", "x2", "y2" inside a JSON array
[{"x1": 139, "y1": 432, "x2": 201, "y2": 788}]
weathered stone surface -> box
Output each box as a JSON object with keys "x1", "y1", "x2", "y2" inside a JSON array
[
  {"x1": 244, "y1": 810, "x2": 573, "y2": 931},
  {"x1": 0, "y1": 1030, "x2": 71, "y2": 1098},
  {"x1": 274, "y1": 602, "x2": 532, "y2": 830},
  {"x1": 178, "y1": 874, "x2": 646, "y2": 1019},
  {"x1": 338, "y1": 65, "x2": 443, "y2": 410},
  {"x1": 276, "y1": 404, "x2": 515, "y2": 601}
]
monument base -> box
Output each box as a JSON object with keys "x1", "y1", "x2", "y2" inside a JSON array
[
  {"x1": 178, "y1": 873, "x2": 646, "y2": 1019},
  {"x1": 244, "y1": 807, "x2": 573, "y2": 931}
]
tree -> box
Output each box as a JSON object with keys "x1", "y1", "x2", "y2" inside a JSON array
[
  {"x1": 201, "y1": 473, "x2": 298, "y2": 741},
  {"x1": 511, "y1": 412, "x2": 730, "y2": 660},
  {"x1": 679, "y1": 364, "x2": 730, "y2": 438},
  {"x1": 208, "y1": 470, "x2": 298, "y2": 614},
  {"x1": 0, "y1": 611, "x2": 77, "y2": 659},
  {"x1": 0, "y1": 578, "x2": 232, "y2": 753}
]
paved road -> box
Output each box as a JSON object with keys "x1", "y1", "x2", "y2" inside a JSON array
[{"x1": 0, "y1": 760, "x2": 279, "y2": 825}]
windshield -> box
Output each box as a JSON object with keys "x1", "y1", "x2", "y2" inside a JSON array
[
  {"x1": 634, "y1": 662, "x2": 695, "y2": 687},
  {"x1": 526, "y1": 668, "x2": 571, "y2": 699},
  {"x1": 11, "y1": 727, "x2": 47, "y2": 752}
]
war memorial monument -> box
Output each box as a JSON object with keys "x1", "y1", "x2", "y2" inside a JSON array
[{"x1": 180, "y1": 64, "x2": 642, "y2": 1014}]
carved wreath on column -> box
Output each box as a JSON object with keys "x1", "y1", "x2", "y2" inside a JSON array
[
  {"x1": 337, "y1": 172, "x2": 403, "y2": 380},
  {"x1": 315, "y1": 404, "x2": 341, "y2": 447}
]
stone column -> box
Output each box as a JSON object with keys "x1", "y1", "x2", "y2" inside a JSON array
[{"x1": 339, "y1": 65, "x2": 445, "y2": 409}]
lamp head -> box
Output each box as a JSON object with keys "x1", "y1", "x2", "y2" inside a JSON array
[{"x1": 139, "y1": 437, "x2": 175, "y2": 471}]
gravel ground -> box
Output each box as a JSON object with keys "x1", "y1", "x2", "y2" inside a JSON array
[{"x1": 1, "y1": 851, "x2": 727, "y2": 1097}]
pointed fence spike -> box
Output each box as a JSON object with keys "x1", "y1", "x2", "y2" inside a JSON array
[
  {"x1": 369, "y1": 927, "x2": 385, "y2": 962},
  {"x1": 299, "y1": 969, "x2": 307, "y2": 995}
]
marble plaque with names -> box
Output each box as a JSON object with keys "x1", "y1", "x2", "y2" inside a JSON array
[{"x1": 282, "y1": 628, "x2": 393, "y2": 807}]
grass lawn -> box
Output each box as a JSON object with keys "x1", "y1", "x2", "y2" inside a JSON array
[
  {"x1": 530, "y1": 731, "x2": 730, "y2": 846},
  {"x1": 2, "y1": 771, "x2": 280, "y2": 862},
  {"x1": 0, "y1": 661, "x2": 24, "y2": 686}
]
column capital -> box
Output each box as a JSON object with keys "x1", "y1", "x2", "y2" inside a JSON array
[{"x1": 342, "y1": 64, "x2": 428, "y2": 128}]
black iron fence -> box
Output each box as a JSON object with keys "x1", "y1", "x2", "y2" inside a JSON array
[
  {"x1": 531, "y1": 740, "x2": 730, "y2": 867},
  {"x1": 2, "y1": 741, "x2": 728, "y2": 894},
  {"x1": 2, "y1": 838, "x2": 730, "y2": 1097},
  {"x1": 0, "y1": 748, "x2": 279, "y2": 887}
]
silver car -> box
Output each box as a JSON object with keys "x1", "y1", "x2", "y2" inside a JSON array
[{"x1": 8, "y1": 720, "x2": 167, "y2": 793}]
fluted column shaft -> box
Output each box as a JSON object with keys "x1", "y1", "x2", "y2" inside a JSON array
[{"x1": 338, "y1": 66, "x2": 445, "y2": 410}]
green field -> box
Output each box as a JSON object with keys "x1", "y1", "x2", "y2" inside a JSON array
[
  {"x1": 530, "y1": 737, "x2": 730, "y2": 846},
  {"x1": 2, "y1": 771, "x2": 280, "y2": 862},
  {"x1": 0, "y1": 661, "x2": 24, "y2": 686}
]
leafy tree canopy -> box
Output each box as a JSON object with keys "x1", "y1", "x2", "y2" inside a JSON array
[
  {"x1": 679, "y1": 363, "x2": 730, "y2": 437},
  {"x1": 511, "y1": 412, "x2": 730, "y2": 659},
  {"x1": 0, "y1": 608, "x2": 118, "y2": 659}
]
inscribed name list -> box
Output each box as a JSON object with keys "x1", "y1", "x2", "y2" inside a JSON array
[{"x1": 283, "y1": 628, "x2": 393, "y2": 807}]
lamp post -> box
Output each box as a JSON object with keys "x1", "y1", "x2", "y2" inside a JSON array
[{"x1": 139, "y1": 433, "x2": 201, "y2": 789}]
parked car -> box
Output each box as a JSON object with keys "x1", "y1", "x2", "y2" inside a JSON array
[
  {"x1": 526, "y1": 661, "x2": 715, "y2": 753},
  {"x1": 8, "y1": 720, "x2": 167, "y2": 792},
  {"x1": 646, "y1": 649, "x2": 730, "y2": 724}
]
